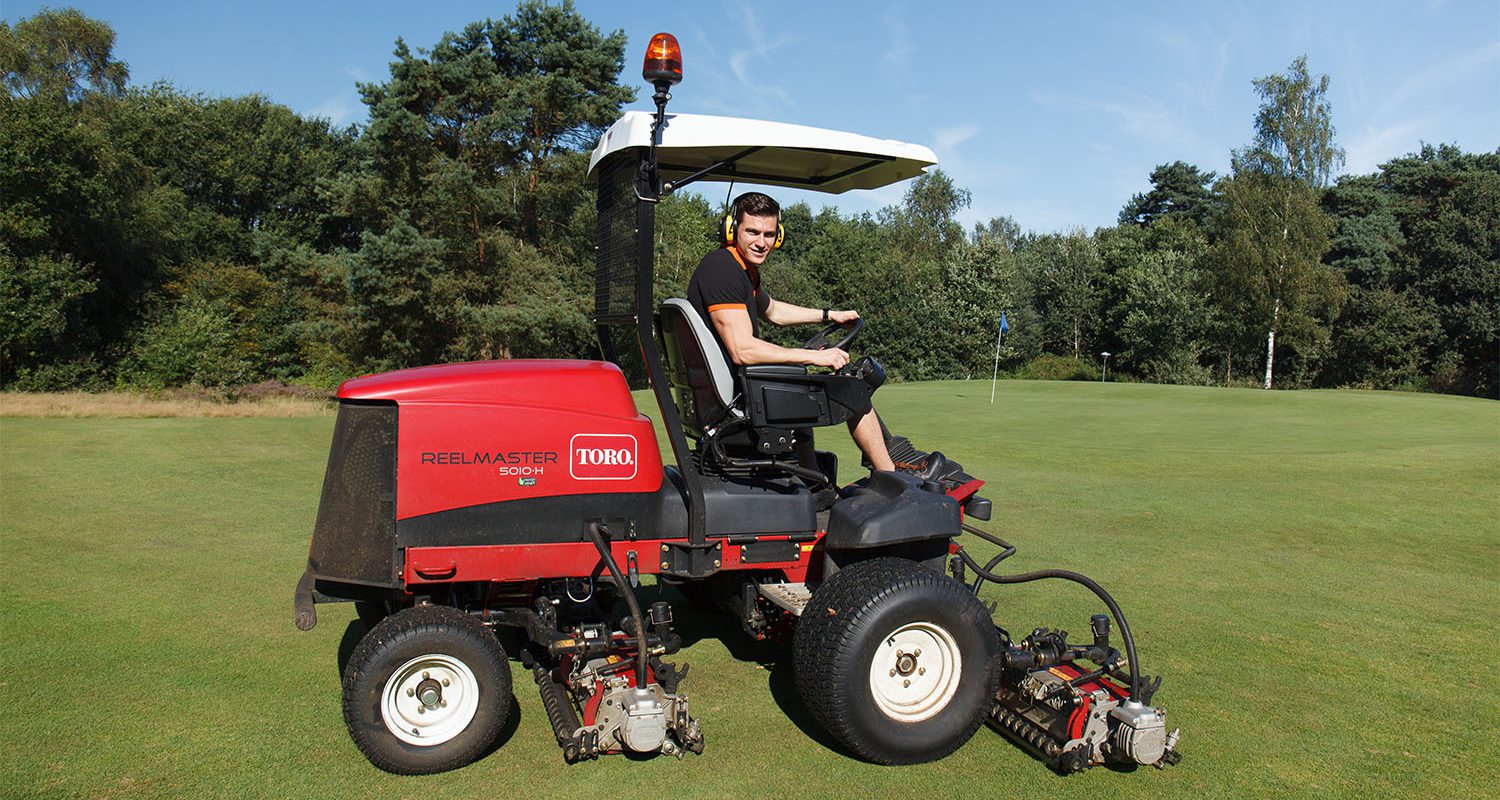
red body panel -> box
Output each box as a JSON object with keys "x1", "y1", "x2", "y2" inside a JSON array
[
  {"x1": 338, "y1": 360, "x2": 664, "y2": 520},
  {"x1": 405, "y1": 536, "x2": 817, "y2": 585}
]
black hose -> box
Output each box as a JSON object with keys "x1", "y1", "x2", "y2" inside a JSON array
[
  {"x1": 584, "y1": 522, "x2": 650, "y2": 690},
  {"x1": 962, "y1": 522, "x2": 1016, "y2": 594},
  {"x1": 707, "y1": 418, "x2": 830, "y2": 487},
  {"x1": 955, "y1": 531, "x2": 1142, "y2": 702}
]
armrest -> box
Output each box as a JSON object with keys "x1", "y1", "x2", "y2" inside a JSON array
[{"x1": 741, "y1": 365, "x2": 809, "y2": 377}]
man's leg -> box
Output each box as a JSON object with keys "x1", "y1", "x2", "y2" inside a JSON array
[{"x1": 849, "y1": 407, "x2": 895, "y2": 471}]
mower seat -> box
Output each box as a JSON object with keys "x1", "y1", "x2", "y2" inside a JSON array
[
  {"x1": 659, "y1": 298, "x2": 738, "y2": 437},
  {"x1": 658, "y1": 299, "x2": 880, "y2": 458}
]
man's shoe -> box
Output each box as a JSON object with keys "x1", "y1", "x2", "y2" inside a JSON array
[
  {"x1": 893, "y1": 450, "x2": 967, "y2": 484},
  {"x1": 894, "y1": 451, "x2": 944, "y2": 479}
]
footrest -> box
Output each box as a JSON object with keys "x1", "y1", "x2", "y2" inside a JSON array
[
  {"x1": 885, "y1": 434, "x2": 925, "y2": 466},
  {"x1": 756, "y1": 582, "x2": 812, "y2": 616}
]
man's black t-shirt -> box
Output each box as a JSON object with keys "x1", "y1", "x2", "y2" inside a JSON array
[{"x1": 687, "y1": 247, "x2": 771, "y2": 363}]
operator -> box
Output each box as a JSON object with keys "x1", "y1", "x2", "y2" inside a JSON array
[{"x1": 687, "y1": 191, "x2": 900, "y2": 473}]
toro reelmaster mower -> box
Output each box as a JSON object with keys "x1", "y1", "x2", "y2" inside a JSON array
[{"x1": 292, "y1": 33, "x2": 1182, "y2": 776}]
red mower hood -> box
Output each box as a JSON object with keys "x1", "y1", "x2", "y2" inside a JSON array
[{"x1": 338, "y1": 360, "x2": 640, "y2": 417}]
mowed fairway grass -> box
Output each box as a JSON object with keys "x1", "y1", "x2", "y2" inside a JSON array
[{"x1": 2, "y1": 381, "x2": 1496, "y2": 799}]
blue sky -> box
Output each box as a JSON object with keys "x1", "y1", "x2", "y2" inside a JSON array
[{"x1": 5, "y1": 0, "x2": 1497, "y2": 232}]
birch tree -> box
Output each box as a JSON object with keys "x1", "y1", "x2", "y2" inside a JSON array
[{"x1": 1218, "y1": 56, "x2": 1345, "y2": 388}]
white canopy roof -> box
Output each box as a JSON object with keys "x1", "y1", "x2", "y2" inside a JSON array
[{"x1": 586, "y1": 111, "x2": 937, "y2": 194}]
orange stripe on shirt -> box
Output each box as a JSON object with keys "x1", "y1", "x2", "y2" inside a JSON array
[
  {"x1": 725, "y1": 246, "x2": 760, "y2": 296},
  {"x1": 707, "y1": 303, "x2": 746, "y2": 313}
]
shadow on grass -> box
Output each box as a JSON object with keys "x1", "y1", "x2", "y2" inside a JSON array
[
  {"x1": 481, "y1": 693, "x2": 523, "y2": 758},
  {"x1": 336, "y1": 619, "x2": 364, "y2": 678},
  {"x1": 661, "y1": 584, "x2": 856, "y2": 760}
]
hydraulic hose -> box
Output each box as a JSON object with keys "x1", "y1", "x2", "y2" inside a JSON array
[
  {"x1": 584, "y1": 522, "x2": 650, "y2": 690},
  {"x1": 956, "y1": 526, "x2": 1142, "y2": 702},
  {"x1": 706, "y1": 418, "x2": 830, "y2": 487}
]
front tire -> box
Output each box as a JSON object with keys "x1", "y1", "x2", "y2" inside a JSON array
[
  {"x1": 342, "y1": 604, "x2": 512, "y2": 774},
  {"x1": 794, "y1": 557, "x2": 998, "y2": 764}
]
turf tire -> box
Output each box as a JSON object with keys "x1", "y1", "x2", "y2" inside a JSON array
[
  {"x1": 342, "y1": 604, "x2": 512, "y2": 774},
  {"x1": 794, "y1": 557, "x2": 998, "y2": 764}
]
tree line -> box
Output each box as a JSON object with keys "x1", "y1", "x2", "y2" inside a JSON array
[{"x1": 3, "y1": 6, "x2": 1496, "y2": 398}]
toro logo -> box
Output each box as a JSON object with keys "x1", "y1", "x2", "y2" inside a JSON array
[{"x1": 569, "y1": 433, "x2": 638, "y2": 480}]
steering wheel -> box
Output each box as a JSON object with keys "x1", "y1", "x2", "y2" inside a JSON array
[{"x1": 801, "y1": 317, "x2": 864, "y2": 353}]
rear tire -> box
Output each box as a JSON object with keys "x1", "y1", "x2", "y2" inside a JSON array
[
  {"x1": 342, "y1": 605, "x2": 512, "y2": 774},
  {"x1": 794, "y1": 557, "x2": 997, "y2": 764}
]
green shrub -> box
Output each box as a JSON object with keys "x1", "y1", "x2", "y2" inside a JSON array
[
  {"x1": 1011, "y1": 354, "x2": 1099, "y2": 381},
  {"x1": 123, "y1": 300, "x2": 253, "y2": 389}
]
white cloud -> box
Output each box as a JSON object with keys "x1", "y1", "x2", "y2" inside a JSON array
[
  {"x1": 309, "y1": 93, "x2": 363, "y2": 126},
  {"x1": 1343, "y1": 118, "x2": 1434, "y2": 174},
  {"x1": 1377, "y1": 39, "x2": 1500, "y2": 121},
  {"x1": 723, "y1": 3, "x2": 795, "y2": 110},
  {"x1": 884, "y1": 5, "x2": 913, "y2": 72},
  {"x1": 1031, "y1": 89, "x2": 1204, "y2": 154},
  {"x1": 933, "y1": 123, "x2": 980, "y2": 152}
]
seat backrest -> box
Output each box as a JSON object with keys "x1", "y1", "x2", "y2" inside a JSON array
[{"x1": 659, "y1": 299, "x2": 737, "y2": 436}]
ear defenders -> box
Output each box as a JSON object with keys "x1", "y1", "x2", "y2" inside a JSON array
[{"x1": 722, "y1": 213, "x2": 785, "y2": 249}]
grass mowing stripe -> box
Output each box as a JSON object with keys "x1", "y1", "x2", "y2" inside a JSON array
[{"x1": 2, "y1": 381, "x2": 1496, "y2": 798}]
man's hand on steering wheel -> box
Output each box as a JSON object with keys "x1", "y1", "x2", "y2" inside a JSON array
[
  {"x1": 806, "y1": 347, "x2": 850, "y2": 370},
  {"x1": 829, "y1": 309, "x2": 859, "y2": 325}
]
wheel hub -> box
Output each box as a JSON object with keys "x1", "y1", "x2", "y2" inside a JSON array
[
  {"x1": 869, "y1": 623, "x2": 961, "y2": 723},
  {"x1": 381, "y1": 654, "x2": 480, "y2": 746},
  {"x1": 416, "y1": 678, "x2": 443, "y2": 707}
]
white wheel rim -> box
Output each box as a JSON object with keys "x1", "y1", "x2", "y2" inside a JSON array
[
  {"x1": 868, "y1": 621, "x2": 962, "y2": 723},
  {"x1": 380, "y1": 654, "x2": 481, "y2": 746}
]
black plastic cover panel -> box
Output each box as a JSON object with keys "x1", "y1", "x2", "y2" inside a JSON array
[
  {"x1": 397, "y1": 480, "x2": 690, "y2": 546},
  {"x1": 825, "y1": 471, "x2": 960, "y2": 550},
  {"x1": 690, "y1": 469, "x2": 817, "y2": 536}
]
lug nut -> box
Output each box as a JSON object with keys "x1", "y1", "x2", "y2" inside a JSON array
[
  {"x1": 903, "y1": 680, "x2": 910, "y2": 688},
  {"x1": 406, "y1": 688, "x2": 415, "y2": 697},
  {"x1": 417, "y1": 706, "x2": 425, "y2": 714},
  {"x1": 423, "y1": 671, "x2": 430, "y2": 680},
  {"x1": 889, "y1": 669, "x2": 896, "y2": 677},
  {"x1": 442, "y1": 678, "x2": 450, "y2": 686},
  {"x1": 919, "y1": 667, "x2": 926, "y2": 675}
]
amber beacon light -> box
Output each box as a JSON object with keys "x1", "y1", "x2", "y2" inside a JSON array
[{"x1": 642, "y1": 32, "x2": 682, "y2": 87}]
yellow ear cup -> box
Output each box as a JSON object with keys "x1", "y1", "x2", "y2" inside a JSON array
[
  {"x1": 722, "y1": 213, "x2": 736, "y2": 245},
  {"x1": 773, "y1": 223, "x2": 785, "y2": 250}
]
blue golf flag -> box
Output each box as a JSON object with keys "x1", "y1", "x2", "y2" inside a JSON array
[{"x1": 1000, "y1": 312, "x2": 1009, "y2": 334}]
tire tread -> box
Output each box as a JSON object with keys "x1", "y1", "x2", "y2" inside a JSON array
[
  {"x1": 341, "y1": 604, "x2": 511, "y2": 775},
  {"x1": 794, "y1": 557, "x2": 997, "y2": 764}
]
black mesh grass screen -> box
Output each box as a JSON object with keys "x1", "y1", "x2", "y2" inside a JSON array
[
  {"x1": 308, "y1": 402, "x2": 399, "y2": 586},
  {"x1": 594, "y1": 151, "x2": 642, "y2": 323}
]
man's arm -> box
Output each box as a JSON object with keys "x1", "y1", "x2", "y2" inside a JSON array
[
  {"x1": 709, "y1": 307, "x2": 849, "y2": 369},
  {"x1": 763, "y1": 297, "x2": 860, "y2": 327}
]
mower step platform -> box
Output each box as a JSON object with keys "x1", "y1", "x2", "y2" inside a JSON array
[{"x1": 757, "y1": 582, "x2": 812, "y2": 616}]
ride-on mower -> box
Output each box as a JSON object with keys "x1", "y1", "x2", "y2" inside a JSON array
[{"x1": 293, "y1": 32, "x2": 1181, "y2": 775}]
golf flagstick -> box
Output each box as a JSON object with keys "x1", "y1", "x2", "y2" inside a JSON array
[{"x1": 990, "y1": 312, "x2": 1009, "y2": 404}]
